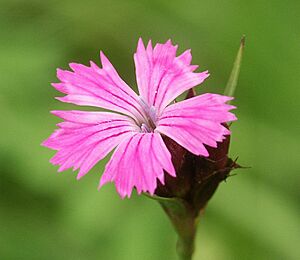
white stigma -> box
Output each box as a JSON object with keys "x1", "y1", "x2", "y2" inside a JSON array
[{"x1": 141, "y1": 123, "x2": 151, "y2": 133}]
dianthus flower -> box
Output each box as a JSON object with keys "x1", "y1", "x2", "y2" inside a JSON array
[{"x1": 43, "y1": 38, "x2": 236, "y2": 198}]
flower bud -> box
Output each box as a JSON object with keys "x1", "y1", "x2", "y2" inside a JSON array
[{"x1": 155, "y1": 89, "x2": 240, "y2": 215}]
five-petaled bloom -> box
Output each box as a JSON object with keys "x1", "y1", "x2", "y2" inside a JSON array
[{"x1": 42, "y1": 38, "x2": 237, "y2": 198}]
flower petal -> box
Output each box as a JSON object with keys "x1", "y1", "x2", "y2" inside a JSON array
[
  {"x1": 53, "y1": 53, "x2": 146, "y2": 122},
  {"x1": 156, "y1": 93, "x2": 237, "y2": 156},
  {"x1": 99, "y1": 133, "x2": 175, "y2": 198},
  {"x1": 134, "y1": 38, "x2": 209, "y2": 113},
  {"x1": 42, "y1": 111, "x2": 137, "y2": 179}
]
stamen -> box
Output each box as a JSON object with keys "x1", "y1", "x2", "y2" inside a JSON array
[
  {"x1": 138, "y1": 96, "x2": 149, "y2": 113},
  {"x1": 141, "y1": 123, "x2": 151, "y2": 133},
  {"x1": 149, "y1": 106, "x2": 157, "y2": 124},
  {"x1": 138, "y1": 96, "x2": 158, "y2": 132},
  {"x1": 147, "y1": 106, "x2": 157, "y2": 130}
]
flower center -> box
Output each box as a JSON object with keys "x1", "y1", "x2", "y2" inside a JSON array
[{"x1": 138, "y1": 97, "x2": 157, "y2": 133}]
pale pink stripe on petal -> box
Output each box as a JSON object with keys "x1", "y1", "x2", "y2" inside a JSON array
[
  {"x1": 51, "y1": 110, "x2": 137, "y2": 125},
  {"x1": 99, "y1": 133, "x2": 175, "y2": 198},
  {"x1": 156, "y1": 93, "x2": 237, "y2": 157},
  {"x1": 134, "y1": 38, "x2": 152, "y2": 103}
]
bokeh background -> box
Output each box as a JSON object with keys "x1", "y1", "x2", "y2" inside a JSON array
[{"x1": 1, "y1": 0, "x2": 299, "y2": 259}]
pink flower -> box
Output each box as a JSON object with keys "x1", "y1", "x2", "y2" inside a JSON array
[{"x1": 43, "y1": 38, "x2": 237, "y2": 198}]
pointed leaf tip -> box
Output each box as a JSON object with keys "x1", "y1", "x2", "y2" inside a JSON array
[
  {"x1": 241, "y1": 35, "x2": 246, "y2": 47},
  {"x1": 224, "y1": 36, "x2": 245, "y2": 99}
]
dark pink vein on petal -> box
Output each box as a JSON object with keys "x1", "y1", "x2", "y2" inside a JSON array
[{"x1": 71, "y1": 69, "x2": 146, "y2": 121}]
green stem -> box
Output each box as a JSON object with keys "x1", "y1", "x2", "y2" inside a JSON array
[
  {"x1": 154, "y1": 198, "x2": 197, "y2": 260},
  {"x1": 176, "y1": 217, "x2": 197, "y2": 260}
]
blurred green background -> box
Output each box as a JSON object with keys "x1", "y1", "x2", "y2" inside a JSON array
[{"x1": 0, "y1": 0, "x2": 299, "y2": 259}]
